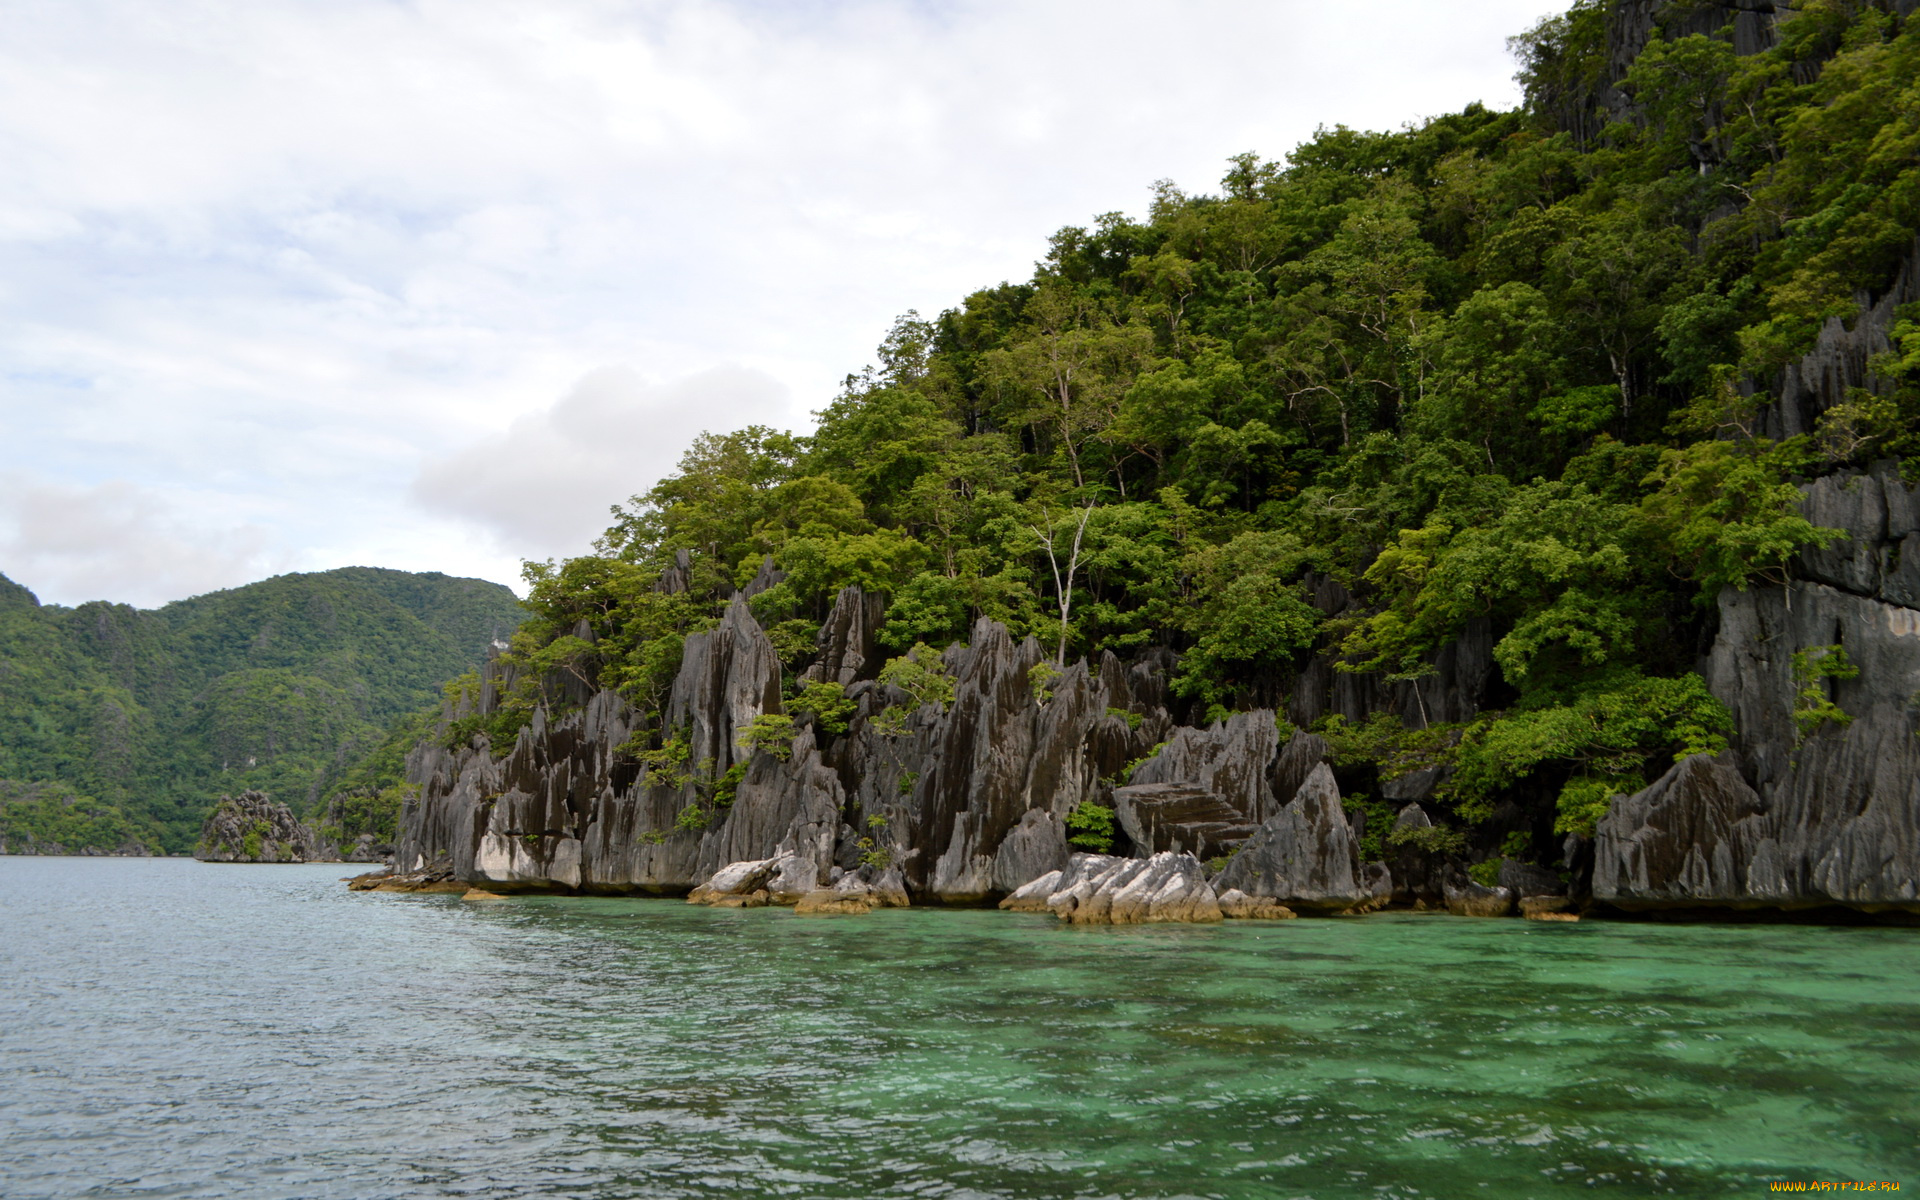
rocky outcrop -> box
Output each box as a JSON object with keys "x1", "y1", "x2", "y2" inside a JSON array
[
  {"x1": 1498, "y1": 858, "x2": 1567, "y2": 900},
  {"x1": 989, "y1": 808, "x2": 1069, "y2": 893},
  {"x1": 795, "y1": 887, "x2": 872, "y2": 915},
  {"x1": 1270, "y1": 730, "x2": 1332, "y2": 817},
  {"x1": 999, "y1": 852, "x2": 1224, "y2": 924},
  {"x1": 688, "y1": 855, "x2": 782, "y2": 904},
  {"x1": 1214, "y1": 765, "x2": 1366, "y2": 911},
  {"x1": 1129, "y1": 711, "x2": 1278, "y2": 820},
  {"x1": 1794, "y1": 465, "x2": 1920, "y2": 608},
  {"x1": 341, "y1": 834, "x2": 389, "y2": 864},
  {"x1": 1382, "y1": 803, "x2": 1452, "y2": 906},
  {"x1": 1110, "y1": 783, "x2": 1254, "y2": 861},
  {"x1": 694, "y1": 729, "x2": 846, "y2": 891},
  {"x1": 668, "y1": 596, "x2": 785, "y2": 780},
  {"x1": 856, "y1": 622, "x2": 1167, "y2": 904},
  {"x1": 196, "y1": 791, "x2": 331, "y2": 862},
  {"x1": 387, "y1": 485, "x2": 1920, "y2": 922},
  {"x1": 1216, "y1": 888, "x2": 1296, "y2": 919},
  {"x1": 1764, "y1": 242, "x2": 1920, "y2": 439},
  {"x1": 392, "y1": 592, "x2": 1167, "y2": 903},
  {"x1": 1522, "y1": 896, "x2": 1579, "y2": 922},
  {"x1": 1594, "y1": 754, "x2": 1765, "y2": 906},
  {"x1": 1445, "y1": 880, "x2": 1515, "y2": 918}
]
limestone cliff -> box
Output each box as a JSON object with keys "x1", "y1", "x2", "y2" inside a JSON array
[
  {"x1": 1594, "y1": 464, "x2": 1920, "y2": 914},
  {"x1": 387, "y1": 587, "x2": 1379, "y2": 910}
]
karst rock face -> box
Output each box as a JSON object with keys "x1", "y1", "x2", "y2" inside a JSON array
[
  {"x1": 390, "y1": 441, "x2": 1920, "y2": 919},
  {"x1": 1582, "y1": 235, "x2": 1920, "y2": 917},
  {"x1": 1595, "y1": 468, "x2": 1920, "y2": 915},
  {"x1": 196, "y1": 791, "x2": 330, "y2": 863},
  {"x1": 1215, "y1": 764, "x2": 1367, "y2": 913},
  {"x1": 389, "y1": 586, "x2": 1382, "y2": 913}
]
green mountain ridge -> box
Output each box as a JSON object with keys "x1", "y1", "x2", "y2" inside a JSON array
[{"x1": 0, "y1": 567, "x2": 526, "y2": 852}]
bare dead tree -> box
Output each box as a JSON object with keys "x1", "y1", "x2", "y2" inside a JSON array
[{"x1": 1032, "y1": 501, "x2": 1097, "y2": 667}]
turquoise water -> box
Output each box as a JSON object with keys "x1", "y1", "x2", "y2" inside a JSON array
[{"x1": 1, "y1": 857, "x2": 1914, "y2": 1198}]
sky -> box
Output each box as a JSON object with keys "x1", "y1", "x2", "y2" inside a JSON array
[{"x1": 0, "y1": 0, "x2": 1557, "y2": 609}]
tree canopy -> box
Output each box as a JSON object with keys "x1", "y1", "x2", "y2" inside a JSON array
[{"x1": 441, "y1": 2, "x2": 1920, "y2": 842}]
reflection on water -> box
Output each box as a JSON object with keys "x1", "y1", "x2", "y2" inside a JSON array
[{"x1": 2, "y1": 856, "x2": 1915, "y2": 1198}]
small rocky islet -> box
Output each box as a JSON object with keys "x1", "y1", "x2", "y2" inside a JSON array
[{"x1": 197, "y1": 791, "x2": 388, "y2": 865}]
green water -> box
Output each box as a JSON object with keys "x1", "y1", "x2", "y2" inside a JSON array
[{"x1": 2, "y1": 858, "x2": 1914, "y2": 1198}]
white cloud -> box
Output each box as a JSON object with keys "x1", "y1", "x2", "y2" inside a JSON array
[
  {"x1": 0, "y1": 473, "x2": 280, "y2": 609},
  {"x1": 411, "y1": 364, "x2": 792, "y2": 558},
  {"x1": 0, "y1": 0, "x2": 1557, "y2": 606}
]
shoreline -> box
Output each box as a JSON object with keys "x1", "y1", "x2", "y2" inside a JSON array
[{"x1": 346, "y1": 867, "x2": 1920, "y2": 927}]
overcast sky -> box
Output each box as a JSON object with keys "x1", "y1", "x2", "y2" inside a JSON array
[{"x1": 0, "y1": 0, "x2": 1555, "y2": 609}]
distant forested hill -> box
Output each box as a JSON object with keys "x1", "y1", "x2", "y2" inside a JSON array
[{"x1": 0, "y1": 568, "x2": 525, "y2": 852}]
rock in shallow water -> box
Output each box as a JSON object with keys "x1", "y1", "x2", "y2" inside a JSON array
[
  {"x1": 1521, "y1": 895, "x2": 1578, "y2": 921},
  {"x1": 1216, "y1": 888, "x2": 1296, "y2": 920},
  {"x1": 998, "y1": 869, "x2": 1062, "y2": 913},
  {"x1": 794, "y1": 889, "x2": 874, "y2": 915},
  {"x1": 1444, "y1": 880, "x2": 1514, "y2": 918},
  {"x1": 688, "y1": 856, "x2": 780, "y2": 904},
  {"x1": 998, "y1": 852, "x2": 1223, "y2": 924}
]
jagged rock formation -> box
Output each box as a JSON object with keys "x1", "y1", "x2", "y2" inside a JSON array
[
  {"x1": 1129, "y1": 712, "x2": 1278, "y2": 820},
  {"x1": 391, "y1": 588, "x2": 1378, "y2": 912},
  {"x1": 195, "y1": 791, "x2": 331, "y2": 863},
  {"x1": 1755, "y1": 243, "x2": 1920, "y2": 442},
  {"x1": 1595, "y1": 465, "x2": 1920, "y2": 915},
  {"x1": 800, "y1": 586, "x2": 887, "y2": 686},
  {"x1": 988, "y1": 808, "x2": 1069, "y2": 893},
  {"x1": 1215, "y1": 765, "x2": 1368, "y2": 912},
  {"x1": 1215, "y1": 889, "x2": 1296, "y2": 920},
  {"x1": 846, "y1": 621, "x2": 1171, "y2": 903}
]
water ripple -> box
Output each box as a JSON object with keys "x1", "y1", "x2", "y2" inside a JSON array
[{"x1": 3, "y1": 858, "x2": 1917, "y2": 1199}]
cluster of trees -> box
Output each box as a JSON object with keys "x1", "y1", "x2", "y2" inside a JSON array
[
  {"x1": 0, "y1": 780, "x2": 164, "y2": 856},
  {"x1": 475, "y1": 1, "x2": 1919, "y2": 840},
  {"x1": 0, "y1": 568, "x2": 523, "y2": 851}
]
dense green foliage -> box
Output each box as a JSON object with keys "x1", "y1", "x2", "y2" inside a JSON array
[
  {"x1": 323, "y1": 6, "x2": 1920, "y2": 860},
  {"x1": 477, "y1": 2, "x2": 1919, "y2": 855},
  {"x1": 1066, "y1": 802, "x2": 1117, "y2": 854},
  {"x1": 0, "y1": 568, "x2": 524, "y2": 851},
  {"x1": 309, "y1": 706, "x2": 441, "y2": 846},
  {"x1": 0, "y1": 780, "x2": 165, "y2": 855}
]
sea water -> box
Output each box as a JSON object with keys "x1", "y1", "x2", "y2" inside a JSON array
[{"x1": 1, "y1": 856, "x2": 1914, "y2": 1198}]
